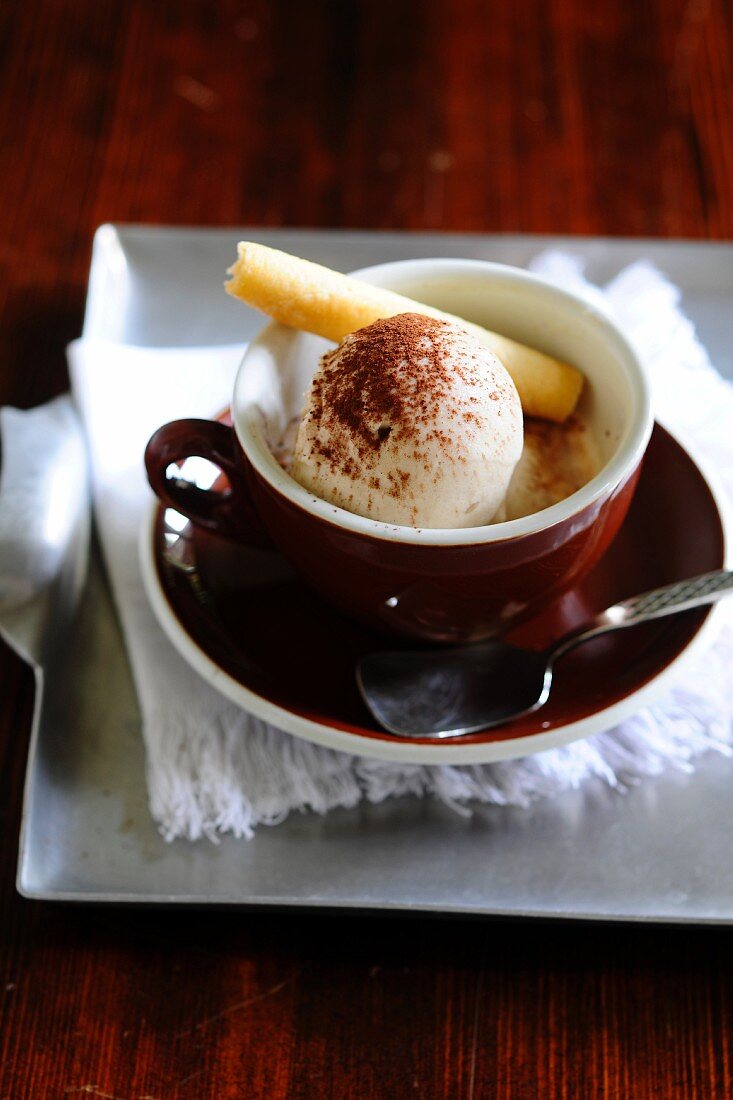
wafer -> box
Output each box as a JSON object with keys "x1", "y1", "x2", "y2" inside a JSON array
[{"x1": 226, "y1": 242, "x2": 584, "y2": 421}]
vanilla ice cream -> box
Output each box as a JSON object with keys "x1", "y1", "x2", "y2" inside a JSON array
[{"x1": 290, "y1": 313, "x2": 523, "y2": 528}]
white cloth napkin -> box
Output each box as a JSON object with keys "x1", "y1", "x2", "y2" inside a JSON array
[{"x1": 68, "y1": 254, "x2": 733, "y2": 841}]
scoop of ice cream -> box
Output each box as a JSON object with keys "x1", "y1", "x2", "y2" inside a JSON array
[{"x1": 289, "y1": 313, "x2": 523, "y2": 529}]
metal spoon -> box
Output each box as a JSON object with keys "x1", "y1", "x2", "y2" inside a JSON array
[{"x1": 357, "y1": 570, "x2": 733, "y2": 739}]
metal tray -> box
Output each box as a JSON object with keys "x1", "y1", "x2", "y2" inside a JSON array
[{"x1": 16, "y1": 227, "x2": 733, "y2": 920}]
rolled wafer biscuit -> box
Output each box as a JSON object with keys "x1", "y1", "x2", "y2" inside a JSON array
[{"x1": 226, "y1": 242, "x2": 584, "y2": 421}]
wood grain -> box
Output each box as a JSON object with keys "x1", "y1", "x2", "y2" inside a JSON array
[{"x1": 1, "y1": 0, "x2": 732, "y2": 1096}]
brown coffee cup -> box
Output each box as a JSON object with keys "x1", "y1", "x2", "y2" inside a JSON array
[{"x1": 145, "y1": 259, "x2": 652, "y2": 642}]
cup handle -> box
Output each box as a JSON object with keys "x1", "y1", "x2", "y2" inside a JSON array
[{"x1": 144, "y1": 418, "x2": 272, "y2": 546}]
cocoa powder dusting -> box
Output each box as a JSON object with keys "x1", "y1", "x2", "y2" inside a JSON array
[{"x1": 305, "y1": 313, "x2": 495, "y2": 484}]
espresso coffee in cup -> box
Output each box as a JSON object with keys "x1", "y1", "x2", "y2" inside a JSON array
[{"x1": 146, "y1": 254, "x2": 651, "y2": 642}]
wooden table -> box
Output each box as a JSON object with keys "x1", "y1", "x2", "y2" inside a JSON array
[{"x1": 1, "y1": 1, "x2": 732, "y2": 1096}]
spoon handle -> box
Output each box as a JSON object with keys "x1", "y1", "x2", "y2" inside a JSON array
[{"x1": 550, "y1": 569, "x2": 733, "y2": 662}]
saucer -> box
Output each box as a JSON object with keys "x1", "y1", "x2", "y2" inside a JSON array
[{"x1": 141, "y1": 423, "x2": 728, "y2": 765}]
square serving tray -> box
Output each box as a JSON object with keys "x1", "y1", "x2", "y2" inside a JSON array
[{"x1": 17, "y1": 226, "x2": 733, "y2": 920}]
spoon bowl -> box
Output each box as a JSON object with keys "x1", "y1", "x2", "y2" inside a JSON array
[
  {"x1": 357, "y1": 642, "x2": 551, "y2": 738},
  {"x1": 357, "y1": 570, "x2": 733, "y2": 739}
]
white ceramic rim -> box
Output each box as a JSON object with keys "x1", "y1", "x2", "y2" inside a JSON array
[
  {"x1": 232, "y1": 258, "x2": 654, "y2": 546},
  {"x1": 140, "y1": 419, "x2": 731, "y2": 765}
]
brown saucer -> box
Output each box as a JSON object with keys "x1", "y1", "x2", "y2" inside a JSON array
[{"x1": 144, "y1": 424, "x2": 726, "y2": 764}]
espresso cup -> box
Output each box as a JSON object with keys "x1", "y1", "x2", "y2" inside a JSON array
[{"x1": 145, "y1": 259, "x2": 652, "y2": 642}]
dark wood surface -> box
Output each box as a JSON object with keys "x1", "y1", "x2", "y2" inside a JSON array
[{"x1": 1, "y1": 1, "x2": 733, "y2": 1096}]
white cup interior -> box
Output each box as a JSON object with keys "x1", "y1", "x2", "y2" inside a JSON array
[{"x1": 234, "y1": 259, "x2": 652, "y2": 546}]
